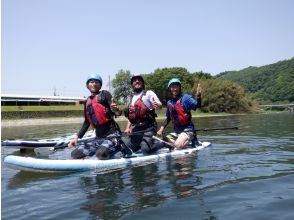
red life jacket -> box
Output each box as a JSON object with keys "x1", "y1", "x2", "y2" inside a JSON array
[
  {"x1": 85, "y1": 92, "x2": 112, "y2": 127},
  {"x1": 168, "y1": 97, "x2": 191, "y2": 126},
  {"x1": 127, "y1": 91, "x2": 155, "y2": 125}
]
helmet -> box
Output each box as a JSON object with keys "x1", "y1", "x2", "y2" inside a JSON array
[
  {"x1": 131, "y1": 73, "x2": 144, "y2": 84},
  {"x1": 86, "y1": 73, "x2": 102, "y2": 85},
  {"x1": 168, "y1": 78, "x2": 181, "y2": 88}
]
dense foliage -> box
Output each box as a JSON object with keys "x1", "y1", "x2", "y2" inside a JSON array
[
  {"x1": 112, "y1": 70, "x2": 133, "y2": 104},
  {"x1": 198, "y1": 79, "x2": 255, "y2": 113},
  {"x1": 112, "y1": 67, "x2": 255, "y2": 113},
  {"x1": 144, "y1": 67, "x2": 193, "y2": 104},
  {"x1": 217, "y1": 58, "x2": 294, "y2": 103}
]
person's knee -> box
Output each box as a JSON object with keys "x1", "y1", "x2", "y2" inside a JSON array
[
  {"x1": 71, "y1": 149, "x2": 86, "y2": 159},
  {"x1": 122, "y1": 135, "x2": 142, "y2": 153},
  {"x1": 96, "y1": 146, "x2": 112, "y2": 160},
  {"x1": 140, "y1": 140, "x2": 154, "y2": 154},
  {"x1": 151, "y1": 142, "x2": 166, "y2": 151},
  {"x1": 175, "y1": 133, "x2": 190, "y2": 149}
]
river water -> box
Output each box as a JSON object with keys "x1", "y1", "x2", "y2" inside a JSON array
[{"x1": 1, "y1": 113, "x2": 294, "y2": 220}]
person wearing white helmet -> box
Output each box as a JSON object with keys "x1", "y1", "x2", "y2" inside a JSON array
[
  {"x1": 68, "y1": 73, "x2": 123, "y2": 160},
  {"x1": 157, "y1": 78, "x2": 203, "y2": 149},
  {"x1": 122, "y1": 73, "x2": 162, "y2": 154}
]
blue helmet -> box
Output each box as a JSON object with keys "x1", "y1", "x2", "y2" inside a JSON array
[
  {"x1": 86, "y1": 73, "x2": 102, "y2": 85},
  {"x1": 131, "y1": 73, "x2": 144, "y2": 84},
  {"x1": 168, "y1": 78, "x2": 181, "y2": 88}
]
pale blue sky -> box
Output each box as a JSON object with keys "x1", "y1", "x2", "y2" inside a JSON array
[{"x1": 2, "y1": 0, "x2": 294, "y2": 97}]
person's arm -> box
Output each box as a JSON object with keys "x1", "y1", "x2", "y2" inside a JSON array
[
  {"x1": 124, "y1": 121, "x2": 132, "y2": 134},
  {"x1": 196, "y1": 96, "x2": 202, "y2": 108},
  {"x1": 147, "y1": 91, "x2": 162, "y2": 110},
  {"x1": 76, "y1": 120, "x2": 90, "y2": 138},
  {"x1": 157, "y1": 107, "x2": 171, "y2": 136},
  {"x1": 157, "y1": 118, "x2": 170, "y2": 136},
  {"x1": 196, "y1": 84, "x2": 202, "y2": 108},
  {"x1": 104, "y1": 90, "x2": 122, "y2": 116},
  {"x1": 68, "y1": 102, "x2": 90, "y2": 148}
]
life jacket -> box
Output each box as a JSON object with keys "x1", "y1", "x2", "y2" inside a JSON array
[
  {"x1": 168, "y1": 97, "x2": 191, "y2": 126},
  {"x1": 126, "y1": 91, "x2": 156, "y2": 125},
  {"x1": 85, "y1": 91, "x2": 112, "y2": 127}
]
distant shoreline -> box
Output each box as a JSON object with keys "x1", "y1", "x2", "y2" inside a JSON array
[
  {"x1": 1, "y1": 114, "x2": 245, "y2": 127},
  {"x1": 1, "y1": 116, "x2": 130, "y2": 127}
]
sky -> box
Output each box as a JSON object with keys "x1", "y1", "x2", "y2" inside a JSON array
[{"x1": 1, "y1": 0, "x2": 294, "y2": 97}]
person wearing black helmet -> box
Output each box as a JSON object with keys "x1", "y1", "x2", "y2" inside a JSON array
[
  {"x1": 122, "y1": 73, "x2": 162, "y2": 154},
  {"x1": 68, "y1": 73, "x2": 123, "y2": 160},
  {"x1": 157, "y1": 78, "x2": 203, "y2": 149}
]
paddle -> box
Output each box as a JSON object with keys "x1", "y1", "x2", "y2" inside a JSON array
[
  {"x1": 34, "y1": 128, "x2": 154, "y2": 157},
  {"x1": 151, "y1": 126, "x2": 239, "y2": 152},
  {"x1": 195, "y1": 126, "x2": 239, "y2": 132},
  {"x1": 34, "y1": 126, "x2": 239, "y2": 157},
  {"x1": 152, "y1": 135, "x2": 175, "y2": 151}
]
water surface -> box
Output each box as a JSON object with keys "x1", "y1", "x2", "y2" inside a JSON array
[{"x1": 1, "y1": 113, "x2": 294, "y2": 219}]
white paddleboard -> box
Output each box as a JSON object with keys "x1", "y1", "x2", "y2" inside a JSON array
[{"x1": 4, "y1": 142, "x2": 211, "y2": 173}]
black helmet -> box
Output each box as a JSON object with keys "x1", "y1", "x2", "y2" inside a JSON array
[{"x1": 130, "y1": 73, "x2": 145, "y2": 90}]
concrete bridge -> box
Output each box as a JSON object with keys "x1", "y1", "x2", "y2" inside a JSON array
[
  {"x1": 259, "y1": 104, "x2": 294, "y2": 111},
  {"x1": 1, "y1": 94, "x2": 85, "y2": 106}
]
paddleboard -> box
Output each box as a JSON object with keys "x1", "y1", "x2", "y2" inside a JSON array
[{"x1": 4, "y1": 141, "x2": 211, "y2": 173}]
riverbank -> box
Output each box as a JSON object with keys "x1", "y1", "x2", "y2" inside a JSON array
[
  {"x1": 1, "y1": 113, "x2": 245, "y2": 127},
  {"x1": 1, "y1": 116, "x2": 129, "y2": 127}
]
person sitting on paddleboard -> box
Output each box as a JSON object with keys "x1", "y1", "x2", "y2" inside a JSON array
[
  {"x1": 68, "y1": 73, "x2": 123, "y2": 160},
  {"x1": 121, "y1": 73, "x2": 162, "y2": 155},
  {"x1": 157, "y1": 78, "x2": 203, "y2": 149}
]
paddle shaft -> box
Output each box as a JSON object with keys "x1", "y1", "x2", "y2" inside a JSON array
[
  {"x1": 152, "y1": 135, "x2": 175, "y2": 150},
  {"x1": 34, "y1": 126, "x2": 239, "y2": 156},
  {"x1": 195, "y1": 126, "x2": 239, "y2": 132}
]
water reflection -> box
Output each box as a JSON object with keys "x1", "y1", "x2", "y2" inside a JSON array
[
  {"x1": 79, "y1": 171, "x2": 125, "y2": 219},
  {"x1": 165, "y1": 154, "x2": 203, "y2": 199},
  {"x1": 78, "y1": 152, "x2": 204, "y2": 219},
  {"x1": 79, "y1": 164, "x2": 164, "y2": 219},
  {"x1": 7, "y1": 170, "x2": 71, "y2": 190}
]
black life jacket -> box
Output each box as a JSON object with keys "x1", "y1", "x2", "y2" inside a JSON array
[{"x1": 85, "y1": 91, "x2": 112, "y2": 127}]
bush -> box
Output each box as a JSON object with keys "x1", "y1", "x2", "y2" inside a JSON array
[{"x1": 192, "y1": 79, "x2": 257, "y2": 113}]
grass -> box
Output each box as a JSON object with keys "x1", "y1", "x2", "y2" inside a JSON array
[
  {"x1": 1, "y1": 105, "x2": 235, "y2": 115},
  {"x1": 1, "y1": 105, "x2": 84, "y2": 112},
  {"x1": 1, "y1": 105, "x2": 242, "y2": 119}
]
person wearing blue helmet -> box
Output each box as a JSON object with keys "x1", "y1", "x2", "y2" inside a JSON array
[
  {"x1": 157, "y1": 78, "x2": 203, "y2": 149},
  {"x1": 121, "y1": 73, "x2": 163, "y2": 155},
  {"x1": 68, "y1": 73, "x2": 124, "y2": 160}
]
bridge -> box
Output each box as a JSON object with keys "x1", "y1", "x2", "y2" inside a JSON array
[
  {"x1": 259, "y1": 104, "x2": 294, "y2": 111},
  {"x1": 1, "y1": 94, "x2": 85, "y2": 106}
]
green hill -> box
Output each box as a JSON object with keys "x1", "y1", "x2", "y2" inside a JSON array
[{"x1": 216, "y1": 58, "x2": 294, "y2": 103}]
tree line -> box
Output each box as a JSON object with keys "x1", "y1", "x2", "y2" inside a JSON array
[
  {"x1": 112, "y1": 67, "x2": 256, "y2": 113},
  {"x1": 217, "y1": 57, "x2": 294, "y2": 103}
]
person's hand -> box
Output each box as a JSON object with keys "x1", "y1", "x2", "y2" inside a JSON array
[
  {"x1": 196, "y1": 84, "x2": 203, "y2": 97},
  {"x1": 157, "y1": 126, "x2": 164, "y2": 136},
  {"x1": 110, "y1": 98, "x2": 120, "y2": 112},
  {"x1": 68, "y1": 135, "x2": 78, "y2": 148},
  {"x1": 151, "y1": 96, "x2": 161, "y2": 110},
  {"x1": 124, "y1": 128, "x2": 132, "y2": 134}
]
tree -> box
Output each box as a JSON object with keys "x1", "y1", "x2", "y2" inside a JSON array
[
  {"x1": 112, "y1": 70, "x2": 132, "y2": 104},
  {"x1": 144, "y1": 67, "x2": 194, "y2": 104},
  {"x1": 198, "y1": 79, "x2": 256, "y2": 113}
]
